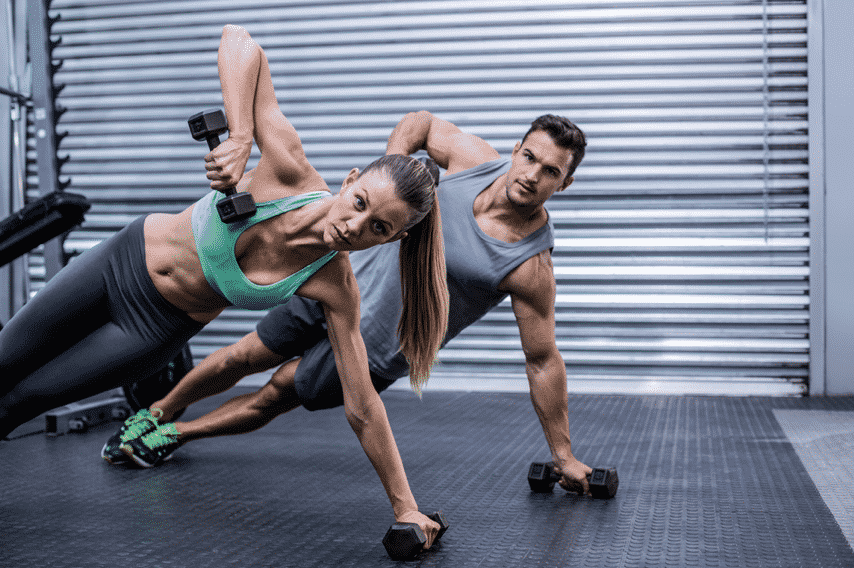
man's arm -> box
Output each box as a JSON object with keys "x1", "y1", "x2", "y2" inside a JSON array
[
  {"x1": 385, "y1": 111, "x2": 500, "y2": 175},
  {"x1": 501, "y1": 250, "x2": 593, "y2": 494}
]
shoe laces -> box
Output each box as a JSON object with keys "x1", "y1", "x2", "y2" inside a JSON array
[
  {"x1": 120, "y1": 410, "x2": 158, "y2": 442},
  {"x1": 141, "y1": 424, "x2": 179, "y2": 450}
]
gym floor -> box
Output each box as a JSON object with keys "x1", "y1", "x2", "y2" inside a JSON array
[{"x1": 2, "y1": 388, "x2": 853, "y2": 567}]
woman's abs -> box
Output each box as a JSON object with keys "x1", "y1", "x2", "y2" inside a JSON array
[{"x1": 143, "y1": 213, "x2": 228, "y2": 323}]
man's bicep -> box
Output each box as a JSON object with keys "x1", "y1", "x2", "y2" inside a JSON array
[
  {"x1": 508, "y1": 255, "x2": 559, "y2": 359},
  {"x1": 426, "y1": 119, "x2": 500, "y2": 174},
  {"x1": 512, "y1": 291, "x2": 558, "y2": 360}
]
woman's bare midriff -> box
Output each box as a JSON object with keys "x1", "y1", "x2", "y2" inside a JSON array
[{"x1": 143, "y1": 211, "x2": 229, "y2": 324}]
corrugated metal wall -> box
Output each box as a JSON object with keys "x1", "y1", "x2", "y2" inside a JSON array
[{"x1": 41, "y1": 0, "x2": 809, "y2": 395}]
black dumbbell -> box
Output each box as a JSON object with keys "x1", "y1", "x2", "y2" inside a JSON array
[
  {"x1": 188, "y1": 109, "x2": 257, "y2": 223},
  {"x1": 382, "y1": 511, "x2": 449, "y2": 560},
  {"x1": 528, "y1": 461, "x2": 619, "y2": 499}
]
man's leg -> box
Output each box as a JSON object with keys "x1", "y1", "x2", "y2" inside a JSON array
[
  {"x1": 150, "y1": 297, "x2": 329, "y2": 422},
  {"x1": 121, "y1": 336, "x2": 401, "y2": 466},
  {"x1": 173, "y1": 357, "x2": 303, "y2": 442},
  {"x1": 150, "y1": 332, "x2": 287, "y2": 423}
]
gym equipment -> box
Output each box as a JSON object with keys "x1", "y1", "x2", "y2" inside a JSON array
[
  {"x1": 29, "y1": 0, "x2": 74, "y2": 280},
  {"x1": 188, "y1": 109, "x2": 257, "y2": 223},
  {"x1": 382, "y1": 511, "x2": 449, "y2": 560},
  {"x1": 0, "y1": 191, "x2": 90, "y2": 268},
  {"x1": 122, "y1": 343, "x2": 193, "y2": 420},
  {"x1": 45, "y1": 397, "x2": 131, "y2": 436},
  {"x1": 528, "y1": 461, "x2": 619, "y2": 499}
]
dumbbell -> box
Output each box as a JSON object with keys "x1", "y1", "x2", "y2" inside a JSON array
[
  {"x1": 188, "y1": 109, "x2": 257, "y2": 223},
  {"x1": 382, "y1": 511, "x2": 449, "y2": 560},
  {"x1": 528, "y1": 461, "x2": 619, "y2": 499}
]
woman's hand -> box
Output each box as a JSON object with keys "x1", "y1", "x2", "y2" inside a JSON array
[
  {"x1": 396, "y1": 510, "x2": 441, "y2": 550},
  {"x1": 205, "y1": 136, "x2": 252, "y2": 192}
]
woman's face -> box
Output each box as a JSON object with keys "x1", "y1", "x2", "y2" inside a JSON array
[{"x1": 324, "y1": 169, "x2": 413, "y2": 251}]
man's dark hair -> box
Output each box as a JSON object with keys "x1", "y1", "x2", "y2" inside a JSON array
[{"x1": 522, "y1": 114, "x2": 587, "y2": 179}]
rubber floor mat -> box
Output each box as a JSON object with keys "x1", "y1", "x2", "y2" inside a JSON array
[{"x1": 1, "y1": 391, "x2": 852, "y2": 567}]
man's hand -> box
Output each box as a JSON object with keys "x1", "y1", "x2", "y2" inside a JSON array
[
  {"x1": 395, "y1": 510, "x2": 441, "y2": 550},
  {"x1": 205, "y1": 136, "x2": 252, "y2": 191},
  {"x1": 553, "y1": 456, "x2": 593, "y2": 496}
]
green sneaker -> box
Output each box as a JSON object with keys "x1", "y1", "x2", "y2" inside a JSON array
[
  {"x1": 121, "y1": 423, "x2": 180, "y2": 468},
  {"x1": 101, "y1": 408, "x2": 161, "y2": 465}
]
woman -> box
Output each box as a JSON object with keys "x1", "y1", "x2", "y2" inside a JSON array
[{"x1": 0, "y1": 25, "x2": 448, "y2": 546}]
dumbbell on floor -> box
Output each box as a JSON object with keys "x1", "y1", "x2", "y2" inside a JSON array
[
  {"x1": 528, "y1": 461, "x2": 619, "y2": 499},
  {"x1": 382, "y1": 511, "x2": 449, "y2": 560}
]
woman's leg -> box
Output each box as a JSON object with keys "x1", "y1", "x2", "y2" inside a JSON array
[
  {"x1": 0, "y1": 244, "x2": 112, "y2": 399},
  {"x1": 0, "y1": 229, "x2": 122, "y2": 437},
  {"x1": 0, "y1": 318, "x2": 192, "y2": 438},
  {"x1": 0, "y1": 217, "x2": 203, "y2": 439}
]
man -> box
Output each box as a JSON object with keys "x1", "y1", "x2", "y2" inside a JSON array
[{"x1": 105, "y1": 111, "x2": 592, "y2": 495}]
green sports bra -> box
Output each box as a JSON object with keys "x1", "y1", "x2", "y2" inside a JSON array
[{"x1": 190, "y1": 189, "x2": 337, "y2": 310}]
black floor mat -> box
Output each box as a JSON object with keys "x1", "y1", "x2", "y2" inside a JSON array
[{"x1": 2, "y1": 391, "x2": 853, "y2": 567}]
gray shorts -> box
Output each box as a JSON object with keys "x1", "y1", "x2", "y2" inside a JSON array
[{"x1": 256, "y1": 297, "x2": 398, "y2": 411}]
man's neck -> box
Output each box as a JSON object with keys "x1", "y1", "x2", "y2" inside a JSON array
[{"x1": 474, "y1": 174, "x2": 548, "y2": 243}]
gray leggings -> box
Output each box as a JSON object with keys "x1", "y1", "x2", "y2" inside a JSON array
[{"x1": 0, "y1": 216, "x2": 204, "y2": 438}]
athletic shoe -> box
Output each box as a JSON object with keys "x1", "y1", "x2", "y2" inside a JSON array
[
  {"x1": 100, "y1": 408, "x2": 161, "y2": 465},
  {"x1": 120, "y1": 423, "x2": 180, "y2": 468}
]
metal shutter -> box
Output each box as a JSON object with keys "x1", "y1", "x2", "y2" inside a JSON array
[{"x1": 45, "y1": 0, "x2": 808, "y2": 395}]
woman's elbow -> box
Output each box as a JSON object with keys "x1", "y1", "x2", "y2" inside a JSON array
[
  {"x1": 344, "y1": 404, "x2": 370, "y2": 435},
  {"x1": 343, "y1": 394, "x2": 382, "y2": 435},
  {"x1": 222, "y1": 24, "x2": 248, "y2": 37},
  {"x1": 221, "y1": 25, "x2": 257, "y2": 51}
]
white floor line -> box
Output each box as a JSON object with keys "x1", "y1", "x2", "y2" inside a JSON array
[{"x1": 774, "y1": 409, "x2": 854, "y2": 552}]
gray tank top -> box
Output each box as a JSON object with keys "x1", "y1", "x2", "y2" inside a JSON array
[{"x1": 351, "y1": 157, "x2": 555, "y2": 379}]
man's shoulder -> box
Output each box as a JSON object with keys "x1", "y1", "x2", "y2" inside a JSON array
[
  {"x1": 444, "y1": 136, "x2": 504, "y2": 176},
  {"x1": 500, "y1": 249, "x2": 556, "y2": 299},
  {"x1": 441, "y1": 156, "x2": 509, "y2": 183}
]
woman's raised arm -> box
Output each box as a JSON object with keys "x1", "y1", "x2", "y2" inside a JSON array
[{"x1": 210, "y1": 25, "x2": 321, "y2": 194}]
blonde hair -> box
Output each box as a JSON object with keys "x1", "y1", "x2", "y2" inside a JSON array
[
  {"x1": 360, "y1": 155, "x2": 449, "y2": 394},
  {"x1": 398, "y1": 193, "x2": 448, "y2": 394}
]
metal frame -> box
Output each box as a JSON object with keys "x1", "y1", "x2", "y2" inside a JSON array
[
  {"x1": 1, "y1": 0, "x2": 29, "y2": 323},
  {"x1": 1, "y1": 0, "x2": 10, "y2": 324},
  {"x1": 1, "y1": 0, "x2": 72, "y2": 323},
  {"x1": 808, "y1": 0, "x2": 826, "y2": 395},
  {"x1": 27, "y1": 0, "x2": 65, "y2": 280}
]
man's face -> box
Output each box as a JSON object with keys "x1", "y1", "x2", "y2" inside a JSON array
[{"x1": 505, "y1": 130, "x2": 574, "y2": 209}]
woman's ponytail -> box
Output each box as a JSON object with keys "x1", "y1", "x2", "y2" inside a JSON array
[
  {"x1": 397, "y1": 187, "x2": 448, "y2": 394},
  {"x1": 360, "y1": 154, "x2": 449, "y2": 394}
]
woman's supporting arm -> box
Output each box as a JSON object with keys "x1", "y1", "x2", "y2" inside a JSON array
[{"x1": 321, "y1": 268, "x2": 439, "y2": 547}]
